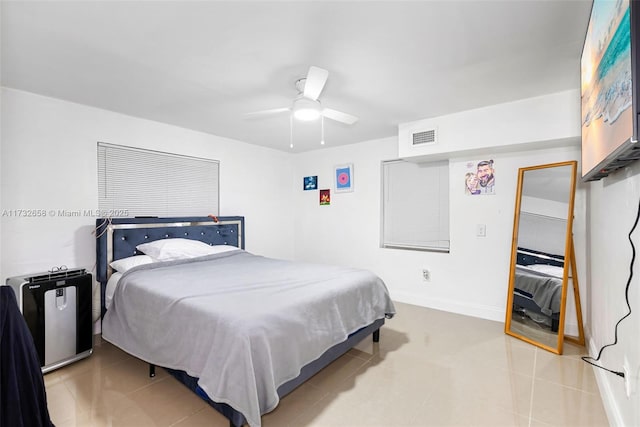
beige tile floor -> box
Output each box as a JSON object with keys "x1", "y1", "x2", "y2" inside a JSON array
[{"x1": 44, "y1": 302, "x2": 609, "y2": 426}]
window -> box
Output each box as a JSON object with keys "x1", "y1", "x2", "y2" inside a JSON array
[
  {"x1": 97, "y1": 142, "x2": 219, "y2": 217},
  {"x1": 381, "y1": 159, "x2": 449, "y2": 252}
]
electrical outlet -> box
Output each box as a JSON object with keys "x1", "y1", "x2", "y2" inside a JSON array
[
  {"x1": 422, "y1": 269, "x2": 431, "y2": 282},
  {"x1": 476, "y1": 224, "x2": 486, "y2": 237}
]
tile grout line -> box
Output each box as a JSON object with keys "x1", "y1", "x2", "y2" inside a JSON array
[
  {"x1": 528, "y1": 348, "x2": 537, "y2": 427},
  {"x1": 534, "y1": 374, "x2": 600, "y2": 395},
  {"x1": 168, "y1": 405, "x2": 208, "y2": 427}
]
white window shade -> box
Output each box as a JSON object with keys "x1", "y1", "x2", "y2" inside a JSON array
[
  {"x1": 381, "y1": 160, "x2": 449, "y2": 252},
  {"x1": 98, "y1": 142, "x2": 219, "y2": 217}
]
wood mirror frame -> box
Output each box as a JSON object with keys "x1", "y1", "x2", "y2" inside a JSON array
[{"x1": 504, "y1": 160, "x2": 584, "y2": 354}]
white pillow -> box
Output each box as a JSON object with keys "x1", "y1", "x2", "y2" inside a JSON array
[
  {"x1": 136, "y1": 238, "x2": 238, "y2": 261},
  {"x1": 110, "y1": 255, "x2": 155, "y2": 272}
]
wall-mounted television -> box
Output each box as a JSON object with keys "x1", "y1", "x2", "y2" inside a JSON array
[{"x1": 581, "y1": 0, "x2": 640, "y2": 181}]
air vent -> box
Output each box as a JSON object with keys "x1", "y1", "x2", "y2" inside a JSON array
[{"x1": 412, "y1": 129, "x2": 436, "y2": 146}]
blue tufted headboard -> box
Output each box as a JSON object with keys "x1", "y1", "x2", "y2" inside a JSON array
[{"x1": 95, "y1": 216, "x2": 244, "y2": 313}]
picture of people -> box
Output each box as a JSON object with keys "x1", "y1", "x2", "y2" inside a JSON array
[
  {"x1": 465, "y1": 159, "x2": 495, "y2": 195},
  {"x1": 465, "y1": 172, "x2": 480, "y2": 195}
]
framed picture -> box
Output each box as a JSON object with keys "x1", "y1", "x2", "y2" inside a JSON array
[
  {"x1": 303, "y1": 176, "x2": 318, "y2": 191},
  {"x1": 334, "y1": 163, "x2": 354, "y2": 193},
  {"x1": 320, "y1": 189, "x2": 330, "y2": 205},
  {"x1": 464, "y1": 159, "x2": 495, "y2": 195}
]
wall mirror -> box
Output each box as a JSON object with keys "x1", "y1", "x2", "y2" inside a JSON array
[{"x1": 505, "y1": 160, "x2": 584, "y2": 354}]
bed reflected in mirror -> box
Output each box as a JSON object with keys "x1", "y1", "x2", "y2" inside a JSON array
[{"x1": 505, "y1": 161, "x2": 582, "y2": 354}]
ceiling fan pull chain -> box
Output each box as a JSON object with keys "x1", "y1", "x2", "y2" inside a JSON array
[{"x1": 289, "y1": 114, "x2": 294, "y2": 149}]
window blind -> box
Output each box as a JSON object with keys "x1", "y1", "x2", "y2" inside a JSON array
[
  {"x1": 97, "y1": 142, "x2": 219, "y2": 217},
  {"x1": 381, "y1": 159, "x2": 450, "y2": 252}
]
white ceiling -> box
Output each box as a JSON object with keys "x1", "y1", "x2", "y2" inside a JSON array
[
  {"x1": 522, "y1": 163, "x2": 574, "y2": 204},
  {"x1": 1, "y1": 1, "x2": 592, "y2": 153}
]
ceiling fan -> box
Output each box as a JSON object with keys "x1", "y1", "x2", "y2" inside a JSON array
[{"x1": 246, "y1": 66, "x2": 358, "y2": 125}]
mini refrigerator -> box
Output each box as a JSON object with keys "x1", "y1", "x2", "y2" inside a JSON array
[{"x1": 5, "y1": 268, "x2": 93, "y2": 373}]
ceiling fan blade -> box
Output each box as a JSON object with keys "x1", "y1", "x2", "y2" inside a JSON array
[
  {"x1": 322, "y1": 108, "x2": 358, "y2": 125},
  {"x1": 244, "y1": 107, "x2": 291, "y2": 119},
  {"x1": 303, "y1": 66, "x2": 329, "y2": 101}
]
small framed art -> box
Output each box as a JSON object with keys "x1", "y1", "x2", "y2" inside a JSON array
[
  {"x1": 334, "y1": 163, "x2": 354, "y2": 193},
  {"x1": 303, "y1": 176, "x2": 318, "y2": 191},
  {"x1": 320, "y1": 189, "x2": 330, "y2": 205}
]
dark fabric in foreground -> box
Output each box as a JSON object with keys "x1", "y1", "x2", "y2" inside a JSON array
[{"x1": 0, "y1": 286, "x2": 54, "y2": 427}]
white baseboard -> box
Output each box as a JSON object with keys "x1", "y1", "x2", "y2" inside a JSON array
[
  {"x1": 390, "y1": 290, "x2": 505, "y2": 322},
  {"x1": 588, "y1": 337, "x2": 622, "y2": 427},
  {"x1": 564, "y1": 321, "x2": 579, "y2": 337},
  {"x1": 390, "y1": 291, "x2": 583, "y2": 337},
  {"x1": 93, "y1": 319, "x2": 101, "y2": 335}
]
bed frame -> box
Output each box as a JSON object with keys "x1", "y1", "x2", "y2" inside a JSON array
[
  {"x1": 512, "y1": 289, "x2": 560, "y2": 332},
  {"x1": 95, "y1": 216, "x2": 383, "y2": 427}
]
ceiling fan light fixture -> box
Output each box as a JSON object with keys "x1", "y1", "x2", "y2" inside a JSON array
[
  {"x1": 294, "y1": 108, "x2": 320, "y2": 121},
  {"x1": 293, "y1": 98, "x2": 321, "y2": 121}
]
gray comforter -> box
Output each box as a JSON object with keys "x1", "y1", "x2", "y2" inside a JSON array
[
  {"x1": 514, "y1": 265, "x2": 563, "y2": 315},
  {"x1": 102, "y1": 250, "x2": 395, "y2": 427}
]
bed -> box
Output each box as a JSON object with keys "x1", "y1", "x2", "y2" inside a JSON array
[
  {"x1": 95, "y1": 216, "x2": 395, "y2": 427},
  {"x1": 512, "y1": 247, "x2": 565, "y2": 332}
]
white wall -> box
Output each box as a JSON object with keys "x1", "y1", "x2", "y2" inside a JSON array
[
  {"x1": 0, "y1": 87, "x2": 295, "y2": 283},
  {"x1": 518, "y1": 213, "x2": 568, "y2": 257},
  {"x1": 521, "y1": 196, "x2": 569, "y2": 218},
  {"x1": 0, "y1": 4, "x2": 3, "y2": 280},
  {"x1": 398, "y1": 89, "x2": 581, "y2": 159},
  {"x1": 587, "y1": 163, "x2": 640, "y2": 427},
  {"x1": 293, "y1": 136, "x2": 584, "y2": 323},
  {"x1": 519, "y1": 197, "x2": 570, "y2": 256}
]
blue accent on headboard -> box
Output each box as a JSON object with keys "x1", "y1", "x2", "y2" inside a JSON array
[{"x1": 95, "y1": 216, "x2": 244, "y2": 313}]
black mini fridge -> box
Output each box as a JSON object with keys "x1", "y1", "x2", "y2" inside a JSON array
[{"x1": 5, "y1": 268, "x2": 93, "y2": 373}]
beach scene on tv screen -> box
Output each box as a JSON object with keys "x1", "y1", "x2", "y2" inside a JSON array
[{"x1": 581, "y1": 0, "x2": 633, "y2": 176}]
